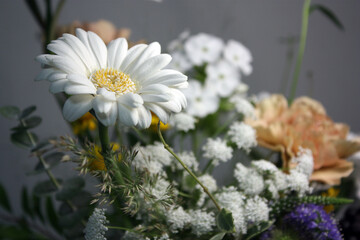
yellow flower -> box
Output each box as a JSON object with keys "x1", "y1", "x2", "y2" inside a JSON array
[
  {"x1": 246, "y1": 94, "x2": 360, "y2": 185},
  {"x1": 150, "y1": 113, "x2": 169, "y2": 131},
  {"x1": 322, "y1": 187, "x2": 340, "y2": 212},
  {"x1": 88, "y1": 143, "x2": 120, "y2": 171},
  {"x1": 72, "y1": 112, "x2": 97, "y2": 135}
]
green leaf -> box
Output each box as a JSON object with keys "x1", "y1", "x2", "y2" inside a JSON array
[
  {"x1": 55, "y1": 177, "x2": 85, "y2": 201},
  {"x1": 210, "y1": 232, "x2": 226, "y2": 240},
  {"x1": 46, "y1": 196, "x2": 62, "y2": 233},
  {"x1": 33, "y1": 179, "x2": 60, "y2": 196},
  {"x1": 0, "y1": 225, "x2": 32, "y2": 239},
  {"x1": 10, "y1": 131, "x2": 37, "y2": 149},
  {"x1": 23, "y1": 116, "x2": 42, "y2": 129},
  {"x1": 31, "y1": 138, "x2": 53, "y2": 152},
  {"x1": 32, "y1": 194, "x2": 44, "y2": 222},
  {"x1": 310, "y1": 4, "x2": 344, "y2": 30},
  {"x1": 59, "y1": 191, "x2": 92, "y2": 216},
  {"x1": 21, "y1": 187, "x2": 33, "y2": 218},
  {"x1": 0, "y1": 183, "x2": 11, "y2": 212},
  {"x1": 216, "y1": 208, "x2": 235, "y2": 233},
  {"x1": 20, "y1": 106, "x2": 36, "y2": 119},
  {"x1": 0, "y1": 106, "x2": 20, "y2": 120},
  {"x1": 244, "y1": 220, "x2": 275, "y2": 240},
  {"x1": 28, "y1": 152, "x2": 64, "y2": 175},
  {"x1": 59, "y1": 208, "x2": 89, "y2": 228}
]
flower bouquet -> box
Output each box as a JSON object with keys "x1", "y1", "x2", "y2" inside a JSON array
[{"x1": 1, "y1": 1, "x2": 360, "y2": 240}]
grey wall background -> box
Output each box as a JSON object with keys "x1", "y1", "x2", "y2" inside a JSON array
[{"x1": 0, "y1": 0, "x2": 359, "y2": 208}]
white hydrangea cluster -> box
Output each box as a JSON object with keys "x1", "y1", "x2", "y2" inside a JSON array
[
  {"x1": 227, "y1": 122, "x2": 257, "y2": 152},
  {"x1": 196, "y1": 174, "x2": 217, "y2": 206},
  {"x1": 215, "y1": 187, "x2": 247, "y2": 234},
  {"x1": 173, "y1": 151, "x2": 198, "y2": 171},
  {"x1": 169, "y1": 112, "x2": 196, "y2": 132},
  {"x1": 234, "y1": 163, "x2": 264, "y2": 195},
  {"x1": 166, "y1": 206, "x2": 191, "y2": 233},
  {"x1": 243, "y1": 196, "x2": 269, "y2": 224},
  {"x1": 229, "y1": 96, "x2": 256, "y2": 119},
  {"x1": 133, "y1": 142, "x2": 173, "y2": 174},
  {"x1": 84, "y1": 208, "x2": 108, "y2": 240},
  {"x1": 292, "y1": 148, "x2": 314, "y2": 178},
  {"x1": 202, "y1": 138, "x2": 233, "y2": 166},
  {"x1": 168, "y1": 32, "x2": 253, "y2": 118},
  {"x1": 189, "y1": 210, "x2": 216, "y2": 236}
]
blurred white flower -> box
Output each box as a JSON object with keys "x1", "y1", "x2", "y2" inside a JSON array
[
  {"x1": 229, "y1": 96, "x2": 255, "y2": 119},
  {"x1": 196, "y1": 174, "x2": 217, "y2": 206},
  {"x1": 189, "y1": 210, "x2": 215, "y2": 236},
  {"x1": 174, "y1": 151, "x2": 198, "y2": 171},
  {"x1": 183, "y1": 80, "x2": 219, "y2": 117},
  {"x1": 234, "y1": 163, "x2": 264, "y2": 195},
  {"x1": 168, "y1": 30, "x2": 191, "y2": 53},
  {"x1": 170, "y1": 112, "x2": 196, "y2": 132},
  {"x1": 36, "y1": 29, "x2": 187, "y2": 128},
  {"x1": 205, "y1": 60, "x2": 240, "y2": 97},
  {"x1": 202, "y1": 138, "x2": 233, "y2": 166},
  {"x1": 233, "y1": 82, "x2": 250, "y2": 98},
  {"x1": 168, "y1": 51, "x2": 192, "y2": 73},
  {"x1": 292, "y1": 148, "x2": 314, "y2": 179},
  {"x1": 228, "y1": 122, "x2": 257, "y2": 152},
  {"x1": 167, "y1": 206, "x2": 191, "y2": 233},
  {"x1": 224, "y1": 39, "x2": 253, "y2": 75},
  {"x1": 184, "y1": 33, "x2": 224, "y2": 65},
  {"x1": 243, "y1": 196, "x2": 269, "y2": 225},
  {"x1": 286, "y1": 170, "x2": 311, "y2": 196},
  {"x1": 84, "y1": 208, "x2": 108, "y2": 240},
  {"x1": 251, "y1": 160, "x2": 279, "y2": 175}
]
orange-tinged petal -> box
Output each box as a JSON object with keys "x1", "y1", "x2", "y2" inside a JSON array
[{"x1": 310, "y1": 160, "x2": 354, "y2": 185}]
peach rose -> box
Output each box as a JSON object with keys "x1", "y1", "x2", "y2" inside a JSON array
[
  {"x1": 56, "y1": 19, "x2": 144, "y2": 46},
  {"x1": 247, "y1": 94, "x2": 360, "y2": 185}
]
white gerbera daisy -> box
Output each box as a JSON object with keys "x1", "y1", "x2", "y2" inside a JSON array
[
  {"x1": 224, "y1": 40, "x2": 253, "y2": 75},
  {"x1": 184, "y1": 33, "x2": 224, "y2": 66},
  {"x1": 36, "y1": 29, "x2": 188, "y2": 128},
  {"x1": 205, "y1": 60, "x2": 240, "y2": 97}
]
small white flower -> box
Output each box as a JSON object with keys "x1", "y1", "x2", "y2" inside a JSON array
[
  {"x1": 229, "y1": 96, "x2": 255, "y2": 119},
  {"x1": 184, "y1": 33, "x2": 224, "y2": 65},
  {"x1": 189, "y1": 210, "x2": 216, "y2": 236},
  {"x1": 183, "y1": 80, "x2": 219, "y2": 117},
  {"x1": 228, "y1": 122, "x2": 257, "y2": 152},
  {"x1": 202, "y1": 138, "x2": 233, "y2": 166},
  {"x1": 147, "y1": 177, "x2": 172, "y2": 201},
  {"x1": 251, "y1": 160, "x2": 279, "y2": 175},
  {"x1": 169, "y1": 112, "x2": 196, "y2": 132},
  {"x1": 271, "y1": 170, "x2": 288, "y2": 192},
  {"x1": 174, "y1": 151, "x2": 198, "y2": 171},
  {"x1": 168, "y1": 51, "x2": 192, "y2": 73},
  {"x1": 264, "y1": 179, "x2": 279, "y2": 199},
  {"x1": 286, "y1": 170, "x2": 311, "y2": 196},
  {"x1": 234, "y1": 83, "x2": 249, "y2": 97},
  {"x1": 293, "y1": 148, "x2": 314, "y2": 178},
  {"x1": 244, "y1": 196, "x2": 269, "y2": 225},
  {"x1": 234, "y1": 163, "x2": 264, "y2": 195},
  {"x1": 205, "y1": 60, "x2": 240, "y2": 97},
  {"x1": 224, "y1": 39, "x2": 253, "y2": 75},
  {"x1": 36, "y1": 29, "x2": 188, "y2": 128},
  {"x1": 84, "y1": 208, "x2": 108, "y2": 240},
  {"x1": 196, "y1": 174, "x2": 217, "y2": 206},
  {"x1": 166, "y1": 206, "x2": 191, "y2": 233}
]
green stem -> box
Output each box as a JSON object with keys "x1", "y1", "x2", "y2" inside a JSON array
[
  {"x1": 157, "y1": 122, "x2": 221, "y2": 211},
  {"x1": 288, "y1": 0, "x2": 312, "y2": 104},
  {"x1": 279, "y1": 36, "x2": 297, "y2": 94},
  {"x1": 48, "y1": 0, "x2": 66, "y2": 43},
  {"x1": 25, "y1": 0, "x2": 46, "y2": 31}
]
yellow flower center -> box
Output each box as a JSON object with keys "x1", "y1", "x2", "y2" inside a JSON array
[{"x1": 91, "y1": 68, "x2": 136, "y2": 95}]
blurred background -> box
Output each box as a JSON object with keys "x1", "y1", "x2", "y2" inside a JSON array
[{"x1": 0, "y1": 0, "x2": 359, "y2": 210}]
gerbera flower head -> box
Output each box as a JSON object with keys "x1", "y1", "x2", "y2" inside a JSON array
[{"x1": 36, "y1": 29, "x2": 188, "y2": 128}]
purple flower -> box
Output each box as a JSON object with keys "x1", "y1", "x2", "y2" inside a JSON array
[{"x1": 283, "y1": 204, "x2": 342, "y2": 240}]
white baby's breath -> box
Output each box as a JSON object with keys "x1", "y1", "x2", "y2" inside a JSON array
[
  {"x1": 202, "y1": 138, "x2": 233, "y2": 166},
  {"x1": 166, "y1": 206, "x2": 191, "y2": 233},
  {"x1": 228, "y1": 122, "x2": 257, "y2": 152},
  {"x1": 234, "y1": 163, "x2": 264, "y2": 195},
  {"x1": 229, "y1": 96, "x2": 255, "y2": 119},
  {"x1": 224, "y1": 39, "x2": 253, "y2": 75},
  {"x1": 170, "y1": 112, "x2": 196, "y2": 132},
  {"x1": 189, "y1": 210, "x2": 216, "y2": 236},
  {"x1": 243, "y1": 196, "x2": 269, "y2": 225},
  {"x1": 293, "y1": 148, "x2": 314, "y2": 178}
]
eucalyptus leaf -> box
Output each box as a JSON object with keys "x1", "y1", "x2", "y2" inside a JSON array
[
  {"x1": 0, "y1": 183, "x2": 11, "y2": 212},
  {"x1": 59, "y1": 191, "x2": 92, "y2": 216},
  {"x1": 310, "y1": 4, "x2": 344, "y2": 30},
  {"x1": 216, "y1": 208, "x2": 235, "y2": 233},
  {"x1": 23, "y1": 116, "x2": 42, "y2": 129},
  {"x1": 10, "y1": 131, "x2": 37, "y2": 149},
  {"x1": 55, "y1": 177, "x2": 85, "y2": 201},
  {"x1": 31, "y1": 138, "x2": 53, "y2": 152},
  {"x1": 0, "y1": 106, "x2": 20, "y2": 120},
  {"x1": 210, "y1": 232, "x2": 226, "y2": 240},
  {"x1": 33, "y1": 179, "x2": 61, "y2": 196},
  {"x1": 21, "y1": 187, "x2": 33, "y2": 218},
  {"x1": 32, "y1": 194, "x2": 44, "y2": 223},
  {"x1": 46, "y1": 196, "x2": 62, "y2": 233},
  {"x1": 20, "y1": 106, "x2": 36, "y2": 119}
]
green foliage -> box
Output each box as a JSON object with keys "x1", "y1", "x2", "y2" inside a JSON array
[
  {"x1": 29, "y1": 152, "x2": 65, "y2": 175},
  {"x1": 216, "y1": 208, "x2": 235, "y2": 233},
  {"x1": 10, "y1": 131, "x2": 38, "y2": 149},
  {"x1": 244, "y1": 220, "x2": 275, "y2": 240},
  {"x1": 45, "y1": 196, "x2": 61, "y2": 233},
  {"x1": 0, "y1": 105, "x2": 20, "y2": 120},
  {"x1": 21, "y1": 187, "x2": 34, "y2": 218},
  {"x1": 0, "y1": 183, "x2": 12, "y2": 212},
  {"x1": 33, "y1": 179, "x2": 61, "y2": 196},
  {"x1": 19, "y1": 106, "x2": 37, "y2": 119},
  {"x1": 310, "y1": 4, "x2": 344, "y2": 30},
  {"x1": 55, "y1": 177, "x2": 85, "y2": 201},
  {"x1": 209, "y1": 232, "x2": 226, "y2": 240}
]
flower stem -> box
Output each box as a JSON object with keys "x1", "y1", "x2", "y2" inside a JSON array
[
  {"x1": 288, "y1": 0, "x2": 312, "y2": 104},
  {"x1": 157, "y1": 121, "x2": 221, "y2": 211}
]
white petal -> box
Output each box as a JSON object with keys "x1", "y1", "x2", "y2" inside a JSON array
[
  {"x1": 75, "y1": 28, "x2": 99, "y2": 70},
  {"x1": 49, "y1": 80, "x2": 67, "y2": 93},
  {"x1": 88, "y1": 31, "x2": 108, "y2": 69},
  {"x1": 93, "y1": 95, "x2": 117, "y2": 126},
  {"x1": 63, "y1": 95, "x2": 94, "y2": 122},
  {"x1": 117, "y1": 93, "x2": 143, "y2": 108},
  {"x1": 64, "y1": 84, "x2": 96, "y2": 95},
  {"x1": 35, "y1": 69, "x2": 55, "y2": 81},
  {"x1": 142, "y1": 69, "x2": 187, "y2": 86},
  {"x1": 107, "y1": 38, "x2": 128, "y2": 69},
  {"x1": 120, "y1": 44, "x2": 147, "y2": 72},
  {"x1": 141, "y1": 93, "x2": 170, "y2": 102},
  {"x1": 136, "y1": 105, "x2": 152, "y2": 129},
  {"x1": 67, "y1": 74, "x2": 94, "y2": 87},
  {"x1": 138, "y1": 84, "x2": 170, "y2": 94},
  {"x1": 145, "y1": 103, "x2": 169, "y2": 124},
  {"x1": 51, "y1": 55, "x2": 86, "y2": 75},
  {"x1": 96, "y1": 88, "x2": 116, "y2": 101},
  {"x1": 124, "y1": 42, "x2": 161, "y2": 75},
  {"x1": 130, "y1": 54, "x2": 172, "y2": 81},
  {"x1": 117, "y1": 104, "x2": 139, "y2": 126},
  {"x1": 48, "y1": 72, "x2": 67, "y2": 82}
]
